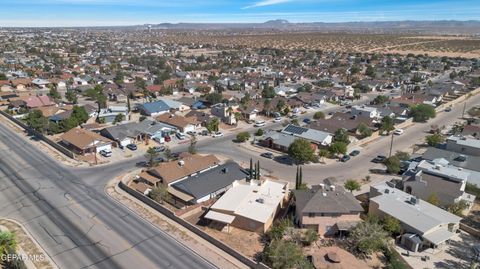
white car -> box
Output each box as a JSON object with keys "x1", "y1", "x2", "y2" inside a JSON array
[
  {"x1": 273, "y1": 117, "x2": 282, "y2": 123},
  {"x1": 254, "y1": 120, "x2": 266, "y2": 127},
  {"x1": 393, "y1": 129, "x2": 404, "y2": 135},
  {"x1": 99, "y1": 149, "x2": 112, "y2": 157},
  {"x1": 212, "y1": 132, "x2": 224, "y2": 138}
]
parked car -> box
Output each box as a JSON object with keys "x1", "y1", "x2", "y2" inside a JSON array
[
  {"x1": 393, "y1": 129, "x2": 404, "y2": 135},
  {"x1": 254, "y1": 120, "x2": 266, "y2": 127},
  {"x1": 212, "y1": 132, "x2": 224, "y2": 138},
  {"x1": 152, "y1": 156, "x2": 165, "y2": 163},
  {"x1": 176, "y1": 132, "x2": 186, "y2": 140},
  {"x1": 340, "y1": 155, "x2": 351, "y2": 162},
  {"x1": 164, "y1": 135, "x2": 171, "y2": 142},
  {"x1": 99, "y1": 149, "x2": 112, "y2": 157},
  {"x1": 372, "y1": 155, "x2": 387, "y2": 163},
  {"x1": 445, "y1": 107, "x2": 452, "y2": 112},
  {"x1": 152, "y1": 146, "x2": 165, "y2": 153},
  {"x1": 201, "y1": 130, "x2": 209, "y2": 136},
  {"x1": 135, "y1": 161, "x2": 148, "y2": 167},
  {"x1": 261, "y1": 152, "x2": 274, "y2": 159},
  {"x1": 349, "y1": 150, "x2": 360, "y2": 156},
  {"x1": 152, "y1": 136, "x2": 164, "y2": 144},
  {"x1": 126, "y1": 144, "x2": 137, "y2": 151},
  {"x1": 303, "y1": 118, "x2": 312, "y2": 124},
  {"x1": 273, "y1": 117, "x2": 282, "y2": 123},
  {"x1": 187, "y1": 131, "x2": 197, "y2": 136}
]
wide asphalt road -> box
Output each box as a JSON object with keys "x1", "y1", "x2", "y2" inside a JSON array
[{"x1": 0, "y1": 122, "x2": 216, "y2": 269}]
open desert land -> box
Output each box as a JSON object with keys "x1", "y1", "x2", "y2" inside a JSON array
[{"x1": 143, "y1": 32, "x2": 480, "y2": 58}]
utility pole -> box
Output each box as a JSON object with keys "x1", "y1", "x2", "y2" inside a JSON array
[
  {"x1": 389, "y1": 132, "x2": 394, "y2": 158},
  {"x1": 462, "y1": 101, "x2": 467, "y2": 119}
]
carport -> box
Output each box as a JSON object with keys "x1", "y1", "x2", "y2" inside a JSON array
[{"x1": 204, "y1": 210, "x2": 235, "y2": 233}]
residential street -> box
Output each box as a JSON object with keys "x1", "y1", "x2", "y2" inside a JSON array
[
  {"x1": 196, "y1": 93, "x2": 480, "y2": 184},
  {"x1": 0, "y1": 122, "x2": 216, "y2": 269}
]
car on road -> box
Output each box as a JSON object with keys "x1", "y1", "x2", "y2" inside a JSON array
[
  {"x1": 349, "y1": 150, "x2": 360, "y2": 156},
  {"x1": 260, "y1": 152, "x2": 274, "y2": 159},
  {"x1": 340, "y1": 155, "x2": 350, "y2": 162},
  {"x1": 445, "y1": 107, "x2": 452, "y2": 112},
  {"x1": 212, "y1": 132, "x2": 224, "y2": 138},
  {"x1": 372, "y1": 155, "x2": 387, "y2": 163},
  {"x1": 164, "y1": 135, "x2": 171, "y2": 142},
  {"x1": 152, "y1": 146, "x2": 165, "y2": 153},
  {"x1": 273, "y1": 117, "x2": 282, "y2": 123},
  {"x1": 187, "y1": 131, "x2": 197, "y2": 136},
  {"x1": 135, "y1": 161, "x2": 148, "y2": 167},
  {"x1": 393, "y1": 129, "x2": 404, "y2": 135},
  {"x1": 201, "y1": 130, "x2": 209, "y2": 136},
  {"x1": 303, "y1": 118, "x2": 312, "y2": 124},
  {"x1": 254, "y1": 120, "x2": 266, "y2": 127},
  {"x1": 99, "y1": 149, "x2": 112, "y2": 157},
  {"x1": 176, "y1": 132, "x2": 186, "y2": 140},
  {"x1": 328, "y1": 111, "x2": 334, "y2": 115},
  {"x1": 126, "y1": 144, "x2": 137, "y2": 151}
]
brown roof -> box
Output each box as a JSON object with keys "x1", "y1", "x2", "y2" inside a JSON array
[
  {"x1": 61, "y1": 128, "x2": 111, "y2": 150},
  {"x1": 139, "y1": 171, "x2": 161, "y2": 185},
  {"x1": 35, "y1": 106, "x2": 61, "y2": 117},
  {"x1": 148, "y1": 154, "x2": 220, "y2": 184},
  {"x1": 10, "y1": 78, "x2": 32, "y2": 87},
  {"x1": 156, "y1": 113, "x2": 192, "y2": 129}
]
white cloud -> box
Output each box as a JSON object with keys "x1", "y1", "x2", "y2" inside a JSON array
[{"x1": 242, "y1": 0, "x2": 293, "y2": 9}]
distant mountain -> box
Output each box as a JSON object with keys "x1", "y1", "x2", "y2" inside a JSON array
[{"x1": 142, "y1": 20, "x2": 480, "y2": 34}]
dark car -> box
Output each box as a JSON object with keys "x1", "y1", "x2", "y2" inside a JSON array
[
  {"x1": 170, "y1": 152, "x2": 180, "y2": 159},
  {"x1": 135, "y1": 161, "x2": 148, "y2": 167},
  {"x1": 261, "y1": 152, "x2": 274, "y2": 159},
  {"x1": 153, "y1": 146, "x2": 165, "y2": 153},
  {"x1": 164, "y1": 135, "x2": 171, "y2": 142},
  {"x1": 126, "y1": 144, "x2": 137, "y2": 151},
  {"x1": 201, "y1": 130, "x2": 209, "y2": 136},
  {"x1": 303, "y1": 118, "x2": 312, "y2": 124},
  {"x1": 372, "y1": 155, "x2": 387, "y2": 163},
  {"x1": 340, "y1": 155, "x2": 351, "y2": 162},
  {"x1": 349, "y1": 150, "x2": 360, "y2": 156}
]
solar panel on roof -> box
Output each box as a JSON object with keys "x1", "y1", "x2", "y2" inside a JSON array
[{"x1": 283, "y1": 124, "x2": 308, "y2": 135}]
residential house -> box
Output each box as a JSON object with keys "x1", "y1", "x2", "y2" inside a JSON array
[
  {"x1": 205, "y1": 179, "x2": 289, "y2": 233},
  {"x1": 369, "y1": 182, "x2": 461, "y2": 252},
  {"x1": 97, "y1": 105, "x2": 128, "y2": 123},
  {"x1": 60, "y1": 128, "x2": 112, "y2": 155},
  {"x1": 351, "y1": 105, "x2": 381, "y2": 119},
  {"x1": 137, "y1": 100, "x2": 171, "y2": 116},
  {"x1": 210, "y1": 103, "x2": 237, "y2": 125},
  {"x1": 446, "y1": 135, "x2": 480, "y2": 156},
  {"x1": 100, "y1": 120, "x2": 170, "y2": 147},
  {"x1": 156, "y1": 113, "x2": 198, "y2": 133},
  {"x1": 401, "y1": 159, "x2": 476, "y2": 207},
  {"x1": 292, "y1": 180, "x2": 364, "y2": 236},
  {"x1": 169, "y1": 161, "x2": 248, "y2": 205},
  {"x1": 23, "y1": 95, "x2": 55, "y2": 109}
]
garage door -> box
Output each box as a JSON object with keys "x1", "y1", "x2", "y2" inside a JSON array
[{"x1": 96, "y1": 144, "x2": 112, "y2": 153}]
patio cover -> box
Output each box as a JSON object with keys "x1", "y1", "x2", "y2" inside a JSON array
[
  {"x1": 167, "y1": 187, "x2": 194, "y2": 202},
  {"x1": 204, "y1": 210, "x2": 235, "y2": 224},
  {"x1": 423, "y1": 229, "x2": 454, "y2": 245}
]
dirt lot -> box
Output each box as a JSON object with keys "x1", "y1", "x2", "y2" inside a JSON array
[
  {"x1": 136, "y1": 32, "x2": 480, "y2": 58},
  {"x1": 184, "y1": 209, "x2": 265, "y2": 260}
]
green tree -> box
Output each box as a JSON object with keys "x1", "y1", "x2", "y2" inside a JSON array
[
  {"x1": 113, "y1": 113, "x2": 125, "y2": 124},
  {"x1": 206, "y1": 118, "x2": 220, "y2": 132},
  {"x1": 134, "y1": 77, "x2": 146, "y2": 90},
  {"x1": 333, "y1": 128, "x2": 350, "y2": 144},
  {"x1": 365, "y1": 65, "x2": 376, "y2": 78},
  {"x1": 288, "y1": 139, "x2": 315, "y2": 164},
  {"x1": 49, "y1": 85, "x2": 61, "y2": 101},
  {"x1": 384, "y1": 156, "x2": 401, "y2": 174},
  {"x1": 313, "y1": 111, "x2": 325, "y2": 120},
  {"x1": 188, "y1": 137, "x2": 197, "y2": 154},
  {"x1": 394, "y1": 151, "x2": 410, "y2": 161},
  {"x1": 410, "y1": 104, "x2": 436, "y2": 122},
  {"x1": 148, "y1": 184, "x2": 170, "y2": 204},
  {"x1": 236, "y1": 132, "x2": 250, "y2": 142},
  {"x1": 25, "y1": 110, "x2": 48, "y2": 133},
  {"x1": 427, "y1": 192, "x2": 440, "y2": 206},
  {"x1": 263, "y1": 240, "x2": 312, "y2": 269},
  {"x1": 204, "y1": 92, "x2": 223, "y2": 105},
  {"x1": 163, "y1": 146, "x2": 172, "y2": 161},
  {"x1": 255, "y1": 128, "x2": 264, "y2": 136},
  {"x1": 350, "y1": 220, "x2": 388, "y2": 256},
  {"x1": 426, "y1": 134, "x2": 445, "y2": 147},
  {"x1": 447, "y1": 200, "x2": 469, "y2": 217},
  {"x1": 329, "y1": 141, "x2": 348, "y2": 156},
  {"x1": 267, "y1": 218, "x2": 293, "y2": 241},
  {"x1": 382, "y1": 216, "x2": 401, "y2": 235},
  {"x1": 344, "y1": 179, "x2": 361, "y2": 192},
  {"x1": 318, "y1": 149, "x2": 330, "y2": 163},
  {"x1": 372, "y1": 95, "x2": 389, "y2": 105},
  {"x1": 0, "y1": 231, "x2": 17, "y2": 259},
  {"x1": 380, "y1": 116, "x2": 395, "y2": 133},
  {"x1": 0, "y1": 73, "x2": 7, "y2": 80},
  {"x1": 357, "y1": 123, "x2": 372, "y2": 138},
  {"x1": 65, "y1": 90, "x2": 77, "y2": 104},
  {"x1": 146, "y1": 147, "x2": 160, "y2": 167},
  {"x1": 262, "y1": 86, "x2": 276, "y2": 98}
]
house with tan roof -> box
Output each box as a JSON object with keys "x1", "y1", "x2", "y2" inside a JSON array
[
  {"x1": 60, "y1": 128, "x2": 112, "y2": 155},
  {"x1": 156, "y1": 113, "x2": 198, "y2": 133}
]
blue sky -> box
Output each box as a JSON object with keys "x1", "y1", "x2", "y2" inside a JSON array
[{"x1": 1, "y1": 0, "x2": 479, "y2": 27}]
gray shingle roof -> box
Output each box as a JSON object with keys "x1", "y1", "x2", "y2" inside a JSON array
[
  {"x1": 293, "y1": 185, "x2": 363, "y2": 215},
  {"x1": 171, "y1": 161, "x2": 248, "y2": 200}
]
